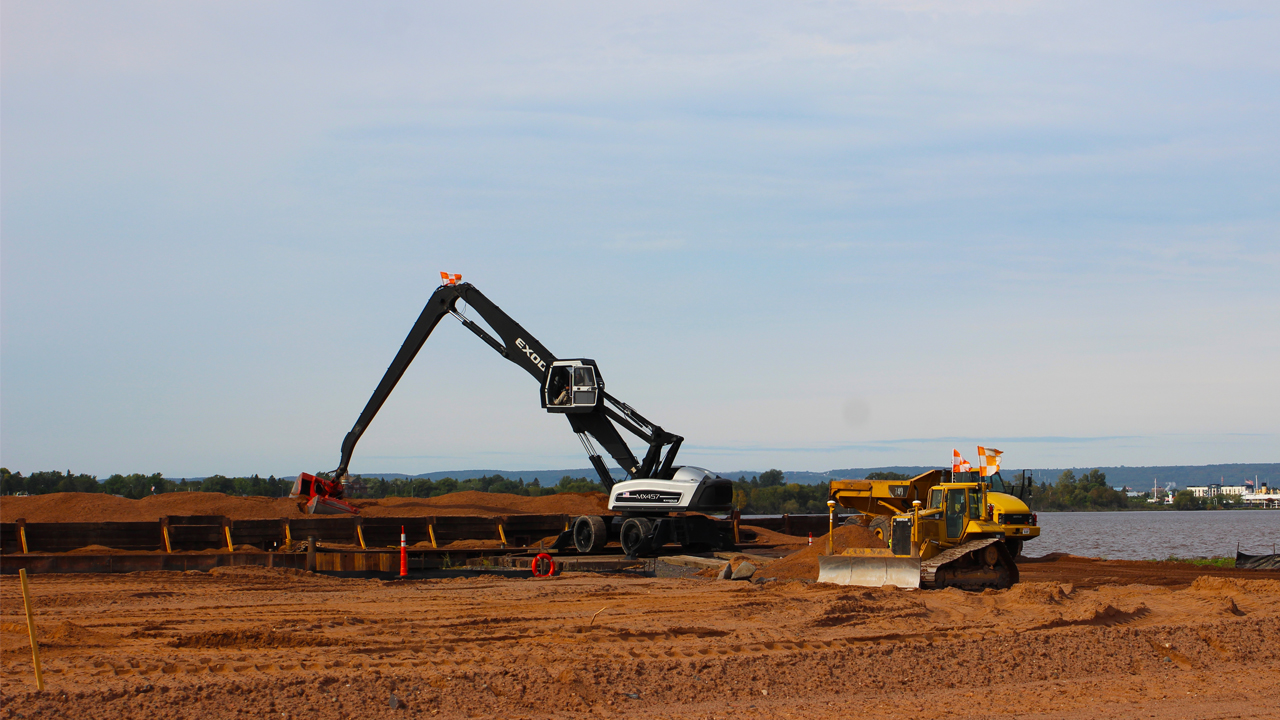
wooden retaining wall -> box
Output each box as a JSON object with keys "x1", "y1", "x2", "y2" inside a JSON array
[{"x1": 0, "y1": 514, "x2": 572, "y2": 555}]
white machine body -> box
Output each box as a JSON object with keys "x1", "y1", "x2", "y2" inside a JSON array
[{"x1": 608, "y1": 466, "x2": 734, "y2": 513}]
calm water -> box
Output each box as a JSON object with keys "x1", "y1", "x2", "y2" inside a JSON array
[{"x1": 1027, "y1": 510, "x2": 1280, "y2": 560}]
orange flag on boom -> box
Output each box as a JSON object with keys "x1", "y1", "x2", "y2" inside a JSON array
[
  {"x1": 977, "y1": 446, "x2": 1003, "y2": 477},
  {"x1": 952, "y1": 449, "x2": 971, "y2": 473},
  {"x1": 440, "y1": 271, "x2": 462, "y2": 286}
]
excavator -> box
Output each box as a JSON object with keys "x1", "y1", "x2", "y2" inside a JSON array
[
  {"x1": 326, "y1": 274, "x2": 735, "y2": 557},
  {"x1": 818, "y1": 450, "x2": 1035, "y2": 589}
]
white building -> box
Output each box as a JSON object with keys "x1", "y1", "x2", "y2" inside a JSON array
[{"x1": 1186, "y1": 485, "x2": 1250, "y2": 498}]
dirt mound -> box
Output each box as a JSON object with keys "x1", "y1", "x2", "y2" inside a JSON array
[
  {"x1": 761, "y1": 524, "x2": 887, "y2": 581},
  {"x1": 737, "y1": 525, "x2": 808, "y2": 547},
  {"x1": 353, "y1": 491, "x2": 610, "y2": 517},
  {"x1": 66, "y1": 545, "x2": 145, "y2": 555},
  {"x1": 0, "y1": 492, "x2": 304, "y2": 523},
  {"x1": 1002, "y1": 581, "x2": 1073, "y2": 606},
  {"x1": 169, "y1": 628, "x2": 333, "y2": 649},
  {"x1": 1190, "y1": 576, "x2": 1280, "y2": 595},
  {"x1": 1, "y1": 490, "x2": 610, "y2": 523},
  {"x1": 42, "y1": 620, "x2": 120, "y2": 647}
]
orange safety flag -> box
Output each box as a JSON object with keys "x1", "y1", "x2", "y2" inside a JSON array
[
  {"x1": 952, "y1": 449, "x2": 971, "y2": 473},
  {"x1": 977, "y1": 446, "x2": 1003, "y2": 477},
  {"x1": 440, "y1": 271, "x2": 462, "y2": 286}
]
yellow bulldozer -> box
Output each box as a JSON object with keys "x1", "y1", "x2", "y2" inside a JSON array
[{"x1": 818, "y1": 467, "x2": 1039, "y2": 590}]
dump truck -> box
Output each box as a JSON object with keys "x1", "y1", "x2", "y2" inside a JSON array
[
  {"x1": 819, "y1": 469, "x2": 1036, "y2": 589},
  {"x1": 828, "y1": 468, "x2": 1039, "y2": 557}
]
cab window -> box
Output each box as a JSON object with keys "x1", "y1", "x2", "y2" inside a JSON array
[
  {"x1": 573, "y1": 366, "x2": 596, "y2": 387},
  {"x1": 968, "y1": 488, "x2": 983, "y2": 519},
  {"x1": 987, "y1": 472, "x2": 1006, "y2": 493},
  {"x1": 929, "y1": 489, "x2": 943, "y2": 510}
]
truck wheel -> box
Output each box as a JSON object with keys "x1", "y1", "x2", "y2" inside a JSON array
[
  {"x1": 868, "y1": 516, "x2": 891, "y2": 544},
  {"x1": 1003, "y1": 538, "x2": 1023, "y2": 558},
  {"x1": 573, "y1": 515, "x2": 608, "y2": 554},
  {"x1": 620, "y1": 517, "x2": 654, "y2": 559}
]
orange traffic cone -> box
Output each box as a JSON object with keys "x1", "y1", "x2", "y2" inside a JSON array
[
  {"x1": 808, "y1": 532, "x2": 813, "y2": 546},
  {"x1": 396, "y1": 525, "x2": 407, "y2": 573}
]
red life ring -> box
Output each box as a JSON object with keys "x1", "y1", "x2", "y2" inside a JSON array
[{"x1": 532, "y1": 553, "x2": 556, "y2": 577}]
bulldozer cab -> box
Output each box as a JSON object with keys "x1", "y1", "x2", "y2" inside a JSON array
[
  {"x1": 940, "y1": 484, "x2": 986, "y2": 540},
  {"x1": 944, "y1": 488, "x2": 966, "y2": 539},
  {"x1": 543, "y1": 360, "x2": 601, "y2": 412}
]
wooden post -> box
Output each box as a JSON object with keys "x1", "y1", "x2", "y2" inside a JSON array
[
  {"x1": 354, "y1": 516, "x2": 366, "y2": 549},
  {"x1": 428, "y1": 523, "x2": 437, "y2": 549},
  {"x1": 732, "y1": 509, "x2": 741, "y2": 545},
  {"x1": 223, "y1": 518, "x2": 234, "y2": 552},
  {"x1": 783, "y1": 513, "x2": 791, "y2": 536},
  {"x1": 17, "y1": 519, "x2": 29, "y2": 554},
  {"x1": 161, "y1": 517, "x2": 172, "y2": 554},
  {"x1": 284, "y1": 521, "x2": 293, "y2": 547},
  {"x1": 306, "y1": 536, "x2": 316, "y2": 572},
  {"x1": 18, "y1": 569, "x2": 44, "y2": 691},
  {"x1": 497, "y1": 519, "x2": 508, "y2": 547}
]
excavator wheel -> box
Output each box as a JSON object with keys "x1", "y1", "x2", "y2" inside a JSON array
[
  {"x1": 620, "y1": 517, "x2": 654, "y2": 559},
  {"x1": 572, "y1": 515, "x2": 609, "y2": 554}
]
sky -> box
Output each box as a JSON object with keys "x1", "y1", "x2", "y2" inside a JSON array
[{"x1": 2, "y1": 1, "x2": 1277, "y2": 479}]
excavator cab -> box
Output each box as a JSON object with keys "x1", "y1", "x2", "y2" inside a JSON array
[{"x1": 543, "y1": 360, "x2": 602, "y2": 413}]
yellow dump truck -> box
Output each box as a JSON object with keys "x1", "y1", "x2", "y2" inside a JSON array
[
  {"x1": 828, "y1": 468, "x2": 1039, "y2": 557},
  {"x1": 820, "y1": 469, "x2": 1038, "y2": 589}
]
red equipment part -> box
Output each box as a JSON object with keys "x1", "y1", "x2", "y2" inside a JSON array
[{"x1": 292, "y1": 472, "x2": 359, "y2": 515}]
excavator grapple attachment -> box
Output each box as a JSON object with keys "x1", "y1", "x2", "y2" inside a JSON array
[{"x1": 817, "y1": 549, "x2": 921, "y2": 588}]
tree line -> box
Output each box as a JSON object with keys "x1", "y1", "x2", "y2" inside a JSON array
[
  {"x1": 0, "y1": 468, "x2": 603, "y2": 500},
  {"x1": 1021, "y1": 469, "x2": 1243, "y2": 511}
]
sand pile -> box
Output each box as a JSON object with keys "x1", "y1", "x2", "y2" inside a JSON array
[
  {"x1": 762, "y1": 524, "x2": 886, "y2": 581},
  {"x1": 1, "y1": 492, "x2": 304, "y2": 523},
  {"x1": 353, "y1": 490, "x2": 610, "y2": 517},
  {"x1": 1, "y1": 490, "x2": 611, "y2": 523},
  {"x1": 737, "y1": 525, "x2": 809, "y2": 547}
]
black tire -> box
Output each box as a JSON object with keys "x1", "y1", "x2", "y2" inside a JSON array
[
  {"x1": 868, "y1": 516, "x2": 891, "y2": 545},
  {"x1": 620, "y1": 517, "x2": 654, "y2": 559},
  {"x1": 1003, "y1": 538, "x2": 1024, "y2": 558},
  {"x1": 572, "y1": 515, "x2": 608, "y2": 554}
]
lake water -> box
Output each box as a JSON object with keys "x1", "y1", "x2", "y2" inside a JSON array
[{"x1": 1027, "y1": 510, "x2": 1280, "y2": 560}]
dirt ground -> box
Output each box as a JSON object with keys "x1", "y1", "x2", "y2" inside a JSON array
[
  {"x1": 1, "y1": 490, "x2": 611, "y2": 523},
  {"x1": 2, "y1": 555, "x2": 1278, "y2": 720}
]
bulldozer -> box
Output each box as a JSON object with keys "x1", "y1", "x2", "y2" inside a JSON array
[{"x1": 818, "y1": 467, "x2": 1036, "y2": 590}]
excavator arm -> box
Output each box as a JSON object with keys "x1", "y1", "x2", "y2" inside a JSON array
[{"x1": 332, "y1": 281, "x2": 679, "y2": 492}]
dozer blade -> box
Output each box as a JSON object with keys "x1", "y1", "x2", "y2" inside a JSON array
[{"x1": 817, "y1": 555, "x2": 921, "y2": 588}]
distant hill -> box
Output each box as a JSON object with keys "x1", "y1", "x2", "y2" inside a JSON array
[
  {"x1": 354, "y1": 463, "x2": 1280, "y2": 490},
  {"x1": 1012, "y1": 463, "x2": 1279, "y2": 491}
]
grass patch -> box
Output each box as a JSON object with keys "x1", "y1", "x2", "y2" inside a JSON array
[{"x1": 1164, "y1": 556, "x2": 1235, "y2": 568}]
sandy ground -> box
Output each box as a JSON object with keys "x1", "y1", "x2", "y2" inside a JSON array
[
  {"x1": 1, "y1": 491, "x2": 611, "y2": 523},
  {"x1": 2, "y1": 556, "x2": 1278, "y2": 720}
]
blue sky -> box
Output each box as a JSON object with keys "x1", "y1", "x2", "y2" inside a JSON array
[{"x1": 2, "y1": 1, "x2": 1277, "y2": 478}]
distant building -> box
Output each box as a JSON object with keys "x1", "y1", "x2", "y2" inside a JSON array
[
  {"x1": 1241, "y1": 483, "x2": 1278, "y2": 509},
  {"x1": 1187, "y1": 484, "x2": 1250, "y2": 498}
]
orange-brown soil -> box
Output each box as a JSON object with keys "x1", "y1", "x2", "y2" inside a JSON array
[
  {"x1": 1, "y1": 490, "x2": 611, "y2": 523},
  {"x1": 2, "y1": 558, "x2": 1278, "y2": 719}
]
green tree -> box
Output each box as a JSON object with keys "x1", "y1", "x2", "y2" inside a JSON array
[
  {"x1": 1171, "y1": 490, "x2": 1204, "y2": 511},
  {"x1": 757, "y1": 469, "x2": 785, "y2": 488},
  {"x1": 201, "y1": 475, "x2": 235, "y2": 494}
]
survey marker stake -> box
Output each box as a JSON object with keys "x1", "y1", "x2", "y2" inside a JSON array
[{"x1": 18, "y1": 569, "x2": 44, "y2": 691}]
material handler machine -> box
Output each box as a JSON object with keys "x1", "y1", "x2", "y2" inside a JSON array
[
  {"x1": 819, "y1": 455, "x2": 1038, "y2": 590},
  {"x1": 327, "y1": 275, "x2": 735, "y2": 557}
]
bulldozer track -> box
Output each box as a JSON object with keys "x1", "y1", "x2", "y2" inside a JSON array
[{"x1": 920, "y1": 536, "x2": 1003, "y2": 588}]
